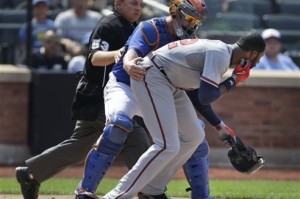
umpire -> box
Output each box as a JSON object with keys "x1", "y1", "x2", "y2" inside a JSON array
[{"x1": 15, "y1": 1, "x2": 149, "y2": 199}]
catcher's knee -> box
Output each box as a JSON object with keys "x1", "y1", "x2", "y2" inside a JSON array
[
  {"x1": 193, "y1": 138, "x2": 209, "y2": 158},
  {"x1": 96, "y1": 112, "x2": 133, "y2": 156}
]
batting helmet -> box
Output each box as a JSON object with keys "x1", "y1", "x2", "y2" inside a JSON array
[
  {"x1": 169, "y1": 0, "x2": 207, "y2": 38},
  {"x1": 228, "y1": 137, "x2": 265, "y2": 174}
]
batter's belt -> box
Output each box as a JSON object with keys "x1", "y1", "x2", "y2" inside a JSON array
[
  {"x1": 147, "y1": 52, "x2": 167, "y2": 77},
  {"x1": 146, "y1": 53, "x2": 196, "y2": 91}
]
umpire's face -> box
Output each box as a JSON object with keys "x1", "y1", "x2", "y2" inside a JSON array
[{"x1": 116, "y1": 0, "x2": 143, "y2": 23}]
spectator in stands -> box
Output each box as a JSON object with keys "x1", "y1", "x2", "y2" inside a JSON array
[
  {"x1": 67, "y1": 31, "x2": 91, "y2": 73},
  {"x1": 18, "y1": 0, "x2": 55, "y2": 64},
  {"x1": 54, "y1": 0, "x2": 102, "y2": 44},
  {"x1": 254, "y1": 28, "x2": 299, "y2": 71},
  {"x1": 31, "y1": 30, "x2": 67, "y2": 71}
]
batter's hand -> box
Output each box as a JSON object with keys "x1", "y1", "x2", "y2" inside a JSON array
[
  {"x1": 124, "y1": 57, "x2": 147, "y2": 80},
  {"x1": 215, "y1": 121, "x2": 236, "y2": 146},
  {"x1": 232, "y1": 59, "x2": 252, "y2": 84}
]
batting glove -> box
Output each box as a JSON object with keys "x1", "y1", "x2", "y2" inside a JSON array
[
  {"x1": 215, "y1": 121, "x2": 236, "y2": 146},
  {"x1": 232, "y1": 59, "x2": 252, "y2": 84}
]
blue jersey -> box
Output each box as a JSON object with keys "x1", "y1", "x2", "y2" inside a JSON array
[{"x1": 112, "y1": 17, "x2": 178, "y2": 85}]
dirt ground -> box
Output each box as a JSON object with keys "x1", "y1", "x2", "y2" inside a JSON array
[
  {"x1": 0, "y1": 195, "x2": 107, "y2": 199},
  {"x1": 0, "y1": 164, "x2": 299, "y2": 199},
  {"x1": 1, "y1": 164, "x2": 299, "y2": 181},
  {"x1": 0, "y1": 195, "x2": 178, "y2": 199}
]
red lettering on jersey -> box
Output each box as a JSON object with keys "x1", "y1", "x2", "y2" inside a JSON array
[
  {"x1": 168, "y1": 41, "x2": 178, "y2": 49},
  {"x1": 180, "y1": 38, "x2": 198, "y2": 45},
  {"x1": 168, "y1": 39, "x2": 199, "y2": 49},
  {"x1": 168, "y1": 38, "x2": 199, "y2": 50}
]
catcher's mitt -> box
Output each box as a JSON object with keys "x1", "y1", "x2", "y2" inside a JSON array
[{"x1": 228, "y1": 136, "x2": 264, "y2": 174}]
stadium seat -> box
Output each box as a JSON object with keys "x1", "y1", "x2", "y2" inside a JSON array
[
  {"x1": 197, "y1": 30, "x2": 242, "y2": 44},
  {"x1": 262, "y1": 14, "x2": 300, "y2": 30},
  {"x1": 278, "y1": 0, "x2": 300, "y2": 15},
  {"x1": 279, "y1": 30, "x2": 300, "y2": 44},
  {"x1": 0, "y1": 9, "x2": 26, "y2": 64},
  {"x1": 199, "y1": 0, "x2": 224, "y2": 30},
  {"x1": 0, "y1": 9, "x2": 26, "y2": 44},
  {"x1": 0, "y1": 0, "x2": 23, "y2": 9},
  {"x1": 0, "y1": 9, "x2": 26, "y2": 24},
  {"x1": 226, "y1": 0, "x2": 273, "y2": 16},
  {"x1": 212, "y1": 12, "x2": 263, "y2": 31},
  {"x1": 204, "y1": 0, "x2": 224, "y2": 18}
]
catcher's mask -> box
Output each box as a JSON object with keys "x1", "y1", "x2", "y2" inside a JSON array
[
  {"x1": 169, "y1": 0, "x2": 207, "y2": 39},
  {"x1": 228, "y1": 137, "x2": 265, "y2": 174}
]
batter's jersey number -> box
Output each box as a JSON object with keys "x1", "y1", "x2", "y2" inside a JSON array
[{"x1": 168, "y1": 38, "x2": 199, "y2": 49}]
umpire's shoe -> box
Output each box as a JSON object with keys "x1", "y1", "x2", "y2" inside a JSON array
[
  {"x1": 16, "y1": 167, "x2": 40, "y2": 199},
  {"x1": 138, "y1": 192, "x2": 170, "y2": 199}
]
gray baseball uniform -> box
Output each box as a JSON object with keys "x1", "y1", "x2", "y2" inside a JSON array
[
  {"x1": 103, "y1": 39, "x2": 233, "y2": 198},
  {"x1": 155, "y1": 38, "x2": 232, "y2": 89}
]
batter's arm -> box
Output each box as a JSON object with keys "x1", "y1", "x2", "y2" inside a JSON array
[
  {"x1": 187, "y1": 88, "x2": 236, "y2": 144},
  {"x1": 198, "y1": 80, "x2": 235, "y2": 105},
  {"x1": 187, "y1": 89, "x2": 221, "y2": 126}
]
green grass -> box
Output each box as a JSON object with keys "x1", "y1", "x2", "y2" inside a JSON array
[{"x1": 0, "y1": 178, "x2": 299, "y2": 199}]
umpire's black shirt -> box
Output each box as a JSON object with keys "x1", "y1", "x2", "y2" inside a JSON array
[{"x1": 84, "y1": 11, "x2": 137, "y2": 109}]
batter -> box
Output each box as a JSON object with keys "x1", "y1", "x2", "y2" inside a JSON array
[{"x1": 103, "y1": 32, "x2": 265, "y2": 198}]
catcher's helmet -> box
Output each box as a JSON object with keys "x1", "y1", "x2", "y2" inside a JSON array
[
  {"x1": 228, "y1": 137, "x2": 265, "y2": 174},
  {"x1": 169, "y1": 0, "x2": 207, "y2": 38}
]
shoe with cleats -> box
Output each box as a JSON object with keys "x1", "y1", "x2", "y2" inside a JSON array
[{"x1": 16, "y1": 167, "x2": 40, "y2": 199}]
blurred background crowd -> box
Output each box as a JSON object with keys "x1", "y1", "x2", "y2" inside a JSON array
[{"x1": 0, "y1": 0, "x2": 299, "y2": 71}]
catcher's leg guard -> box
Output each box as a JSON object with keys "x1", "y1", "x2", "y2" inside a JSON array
[
  {"x1": 76, "y1": 113, "x2": 133, "y2": 195},
  {"x1": 183, "y1": 138, "x2": 211, "y2": 199}
]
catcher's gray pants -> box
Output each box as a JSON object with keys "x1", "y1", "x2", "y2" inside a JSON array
[{"x1": 26, "y1": 114, "x2": 150, "y2": 183}]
